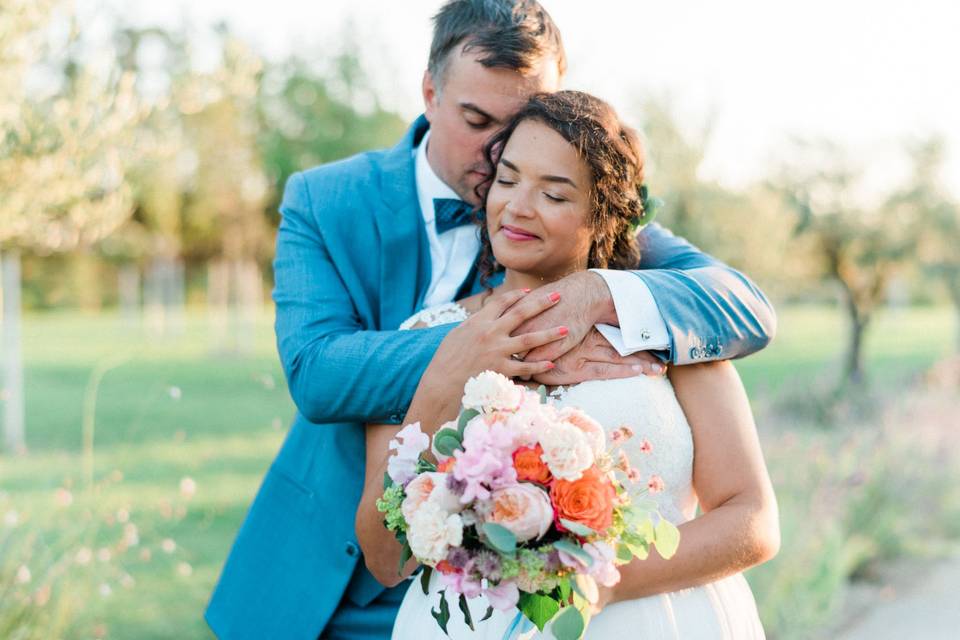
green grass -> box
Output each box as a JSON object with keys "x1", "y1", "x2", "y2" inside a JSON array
[{"x1": 1, "y1": 304, "x2": 956, "y2": 638}]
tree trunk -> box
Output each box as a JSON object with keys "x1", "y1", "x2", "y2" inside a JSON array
[
  {"x1": 235, "y1": 259, "x2": 262, "y2": 355},
  {"x1": 838, "y1": 281, "x2": 868, "y2": 386},
  {"x1": 118, "y1": 263, "x2": 141, "y2": 328},
  {"x1": 1, "y1": 250, "x2": 26, "y2": 454},
  {"x1": 207, "y1": 259, "x2": 230, "y2": 352},
  {"x1": 948, "y1": 273, "x2": 960, "y2": 355}
]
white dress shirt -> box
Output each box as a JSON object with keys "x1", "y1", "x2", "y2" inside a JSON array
[
  {"x1": 415, "y1": 131, "x2": 482, "y2": 308},
  {"x1": 413, "y1": 132, "x2": 670, "y2": 355}
]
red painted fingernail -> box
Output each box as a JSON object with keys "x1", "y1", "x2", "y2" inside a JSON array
[
  {"x1": 546, "y1": 362, "x2": 555, "y2": 369},
  {"x1": 522, "y1": 288, "x2": 531, "y2": 293},
  {"x1": 558, "y1": 326, "x2": 569, "y2": 336},
  {"x1": 549, "y1": 292, "x2": 561, "y2": 303}
]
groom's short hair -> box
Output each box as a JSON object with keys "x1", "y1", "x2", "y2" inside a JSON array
[{"x1": 428, "y1": 0, "x2": 566, "y2": 87}]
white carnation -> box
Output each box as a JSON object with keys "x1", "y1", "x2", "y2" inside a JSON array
[
  {"x1": 461, "y1": 371, "x2": 524, "y2": 412},
  {"x1": 407, "y1": 502, "x2": 464, "y2": 565},
  {"x1": 538, "y1": 421, "x2": 594, "y2": 481}
]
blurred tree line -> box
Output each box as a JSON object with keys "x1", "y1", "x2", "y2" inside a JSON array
[{"x1": 3, "y1": 2, "x2": 960, "y2": 453}]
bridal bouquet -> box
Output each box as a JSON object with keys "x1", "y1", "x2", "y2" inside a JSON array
[{"x1": 377, "y1": 371, "x2": 679, "y2": 639}]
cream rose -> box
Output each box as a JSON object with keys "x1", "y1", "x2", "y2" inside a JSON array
[
  {"x1": 407, "y1": 502, "x2": 464, "y2": 565},
  {"x1": 461, "y1": 371, "x2": 524, "y2": 412},
  {"x1": 484, "y1": 483, "x2": 554, "y2": 542},
  {"x1": 538, "y1": 421, "x2": 594, "y2": 481},
  {"x1": 558, "y1": 406, "x2": 606, "y2": 456},
  {"x1": 401, "y1": 472, "x2": 463, "y2": 522}
]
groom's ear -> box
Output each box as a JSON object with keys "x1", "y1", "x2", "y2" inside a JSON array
[{"x1": 422, "y1": 70, "x2": 438, "y2": 123}]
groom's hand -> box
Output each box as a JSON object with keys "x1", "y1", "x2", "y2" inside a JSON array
[
  {"x1": 512, "y1": 272, "x2": 665, "y2": 384},
  {"x1": 529, "y1": 328, "x2": 663, "y2": 385}
]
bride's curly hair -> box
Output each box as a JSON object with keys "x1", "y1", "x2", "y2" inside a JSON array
[{"x1": 473, "y1": 90, "x2": 648, "y2": 287}]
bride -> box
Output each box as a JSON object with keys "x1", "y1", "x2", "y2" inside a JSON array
[{"x1": 355, "y1": 91, "x2": 779, "y2": 639}]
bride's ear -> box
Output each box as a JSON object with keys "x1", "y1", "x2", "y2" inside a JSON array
[{"x1": 422, "y1": 70, "x2": 438, "y2": 123}]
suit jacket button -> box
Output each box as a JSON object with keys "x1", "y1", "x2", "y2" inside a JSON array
[{"x1": 345, "y1": 542, "x2": 359, "y2": 557}]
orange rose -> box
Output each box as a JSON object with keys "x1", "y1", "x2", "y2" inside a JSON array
[
  {"x1": 513, "y1": 444, "x2": 552, "y2": 484},
  {"x1": 550, "y1": 466, "x2": 616, "y2": 534}
]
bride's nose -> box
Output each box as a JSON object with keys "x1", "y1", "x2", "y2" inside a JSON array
[{"x1": 504, "y1": 187, "x2": 536, "y2": 219}]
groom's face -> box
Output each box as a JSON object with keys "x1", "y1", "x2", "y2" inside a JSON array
[{"x1": 422, "y1": 46, "x2": 561, "y2": 206}]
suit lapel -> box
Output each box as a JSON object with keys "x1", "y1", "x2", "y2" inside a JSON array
[{"x1": 374, "y1": 116, "x2": 432, "y2": 329}]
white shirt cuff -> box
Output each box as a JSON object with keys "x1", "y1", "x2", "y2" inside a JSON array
[{"x1": 590, "y1": 269, "x2": 670, "y2": 356}]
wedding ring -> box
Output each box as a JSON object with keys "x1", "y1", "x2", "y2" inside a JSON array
[{"x1": 510, "y1": 353, "x2": 524, "y2": 361}]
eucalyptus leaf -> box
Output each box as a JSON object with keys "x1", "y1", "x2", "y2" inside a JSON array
[
  {"x1": 383, "y1": 471, "x2": 392, "y2": 490},
  {"x1": 553, "y1": 539, "x2": 593, "y2": 567},
  {"x1": 481, "y1": 605, "x2": 494, "y2": 622},
  {"x1": 481, "y1": 522, "x2": 517, "y2": 554},
  {"x1": 519, "y1": 592, "x2": 559, "y2": 632},
  {"x1": 537, "y1": 385, "x2": 548, "y2": 404},
  {"x1": 457, "y1": 408, "x2": 480, "y2": 434},
  {"x1": 430, "y1": 590, "x2": 450, "y2": 636},
  {"x1": 458, "y1": 593, "x2": 475, "y2": 631},
  {"x1": 420, "y1": 566, "x2": 433, "y2": 595},
  {"x1": 559, "y1": 518, "x2": 596, "y2": 537},
  {"x1": 552, "y1": 606, "x2": 585, "y2": 640},
  {"x1": 654, "y1": 518, "x2": 680, "y2": 559},
  {"x1": 433, "y1": 430, "x2": 463, "y2": 457}
]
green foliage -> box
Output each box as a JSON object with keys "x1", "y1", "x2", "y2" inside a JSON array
[
  {"x1": 481, "y1": 522, "x2": 517, "y2": 554},
  {"x1": 433, "y1": 428, "x2": 463, "y2": 457},
  {"x1": 430, "y1": 590, "x2": 450, "y2": 635},
  {"x1": 518, "y1": 592, "x2": 559, "y2": 632},
  {"x1": 551, "y1": 605, "x2": 585, "y2": 640}
]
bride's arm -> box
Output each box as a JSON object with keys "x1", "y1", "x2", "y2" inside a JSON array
[
  {"x1": 604, "y1": 361, "x2": 779, "y2": 604},
  {"x1": 356, "y1": 289, "x2": 569, "y2": 587},
  {"x1": 356, "y1": 422, "x2": 421, "y2": 587}
]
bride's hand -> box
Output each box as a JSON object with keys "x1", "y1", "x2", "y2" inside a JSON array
[{"x1": 423, "y1": 288, "x2": 567, "y2": 391}]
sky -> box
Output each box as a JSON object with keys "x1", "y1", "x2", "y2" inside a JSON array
[{"x1": 88, "y1": 0, "x2": 960, "y2": 198}]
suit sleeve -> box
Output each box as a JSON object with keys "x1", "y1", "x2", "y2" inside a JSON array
[
  {"x1": 629, "y1": 223, "x2": 777, "y2": 365},
  {"x1": 272, "y1": 172, "x2": 455, "y2": 425}
]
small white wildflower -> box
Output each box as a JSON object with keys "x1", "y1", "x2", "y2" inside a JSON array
[
  {"x1": 123, "y1": 523, "x2": 139, "y2": 547},
  {"x1": 75, "y1": 547, "x2": 93, "y2": 565},
  {"x1": 4, "y1": 509, "x2": 19, "y2": 527},
  {"x1": 97, "y1": 548, "x2": 112, "y2": 563},
  {"x1": 99, "y1": 583, "x2": 112, "y2": 597},
  {"x1": 179, "y1": 477, "x2": 196, "y2": 498},
  {"x1": 176, "y1": 562, "x2": 193, "y2": 577},
  {"x1": 15, "y1": 565, "x2": 31, "y2": 584},
  {"x1": 168, "y1": 386, "x2": 182, "y2": 400},
  {"x1": 161, "y1": 538, "x2": 176, "y2": 554}
]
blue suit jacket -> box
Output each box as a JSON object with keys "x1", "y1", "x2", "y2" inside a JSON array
[{"x1": 205, "y1": 116, "x2": 776, "y2": 639}]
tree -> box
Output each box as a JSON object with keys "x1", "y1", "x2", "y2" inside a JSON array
[
  {"x1": 0, "y1": 0, "x2": 144, "y2": 452},
  {"x1": 772, "y1": 140, "x2": 917, "y2": 385},
  {"x1": 900, "y1": 136, "x2": 960, "y2": 352}
]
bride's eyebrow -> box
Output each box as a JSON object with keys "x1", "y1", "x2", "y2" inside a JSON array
[{"x1": 500, "y1": 157, "x2": 578, "y2": 189}]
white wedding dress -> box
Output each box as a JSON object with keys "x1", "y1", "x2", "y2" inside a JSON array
[{"x1": 391, "y1": 303, "x2": 765, "y2": 639}]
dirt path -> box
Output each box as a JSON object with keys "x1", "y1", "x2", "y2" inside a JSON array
[{"x1": 838, "y1": 554, "x2": 960, "y2": 640}]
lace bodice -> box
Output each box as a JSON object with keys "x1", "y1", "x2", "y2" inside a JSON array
[{"x1": 401, "y1": 304, "x2": 696, "y2": 525}]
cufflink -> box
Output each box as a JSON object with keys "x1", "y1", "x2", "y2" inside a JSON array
[{"x1": 640, "y1": 329, "x2": 651, "y2": 341}]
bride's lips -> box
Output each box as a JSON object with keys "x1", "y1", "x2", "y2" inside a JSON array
[{"x1": 500, "y1": 224, "x2": 540, "y2": 241}]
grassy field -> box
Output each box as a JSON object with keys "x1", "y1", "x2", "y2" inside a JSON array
[{"x1": 1, "y1": 304, "x2": 956, "y2": 638}]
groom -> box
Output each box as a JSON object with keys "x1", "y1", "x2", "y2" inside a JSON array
[{"x1": 206, "y1": 1, "x2": 776, "y2": 638}]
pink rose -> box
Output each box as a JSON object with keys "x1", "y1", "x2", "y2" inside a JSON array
[
  {"x1": 401, "y1": 472, "x2": 462, "y2": 522},
  {"x1": 484, "y1": 483, "x2": 553, "y2": 542}
]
